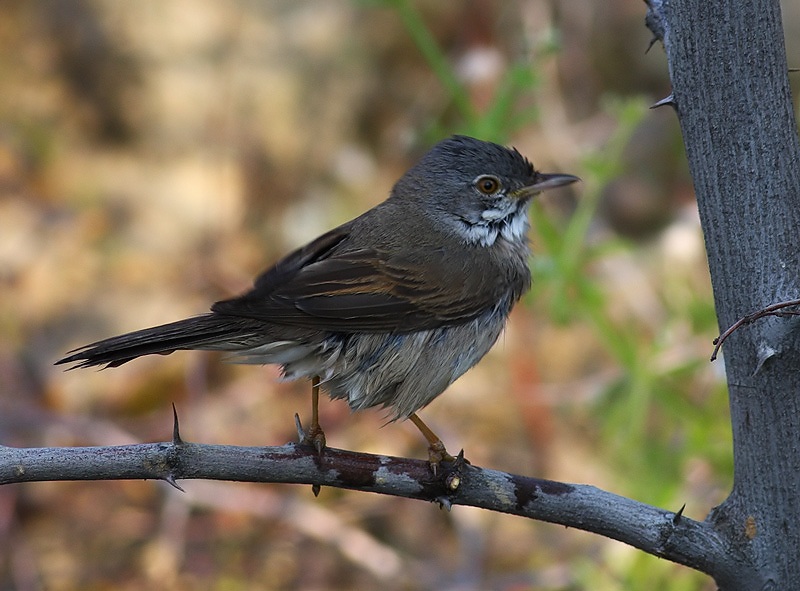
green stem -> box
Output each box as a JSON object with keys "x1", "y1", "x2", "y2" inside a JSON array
[{"x1": 392, "y1": 0, "x2": 476, "y2": 122}]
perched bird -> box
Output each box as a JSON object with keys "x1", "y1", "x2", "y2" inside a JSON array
[{"x1": 57, "y1": 135, "x2": 578, "y2": 468}]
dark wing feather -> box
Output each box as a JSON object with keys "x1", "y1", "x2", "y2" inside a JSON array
[{"x1": 212, "y1": 227, "x2": 505, "y2": 333}]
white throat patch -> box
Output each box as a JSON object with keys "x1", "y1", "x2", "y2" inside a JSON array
[{"x1": 461, "y1": 202, "x2": 530, "y2": 247}]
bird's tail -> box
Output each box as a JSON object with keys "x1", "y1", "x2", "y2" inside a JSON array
[{"x1": 56, "y1": 314, "x2": 258, "y2": 369}]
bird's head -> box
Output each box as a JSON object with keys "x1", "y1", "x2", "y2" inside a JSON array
[{"x1": 392, "y1": 135, "x2": 578, "y2": 246}]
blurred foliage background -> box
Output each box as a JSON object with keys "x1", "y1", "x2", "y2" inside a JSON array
[{"x1": 2, "y1": 1, "x2": 799, "y2": 590}]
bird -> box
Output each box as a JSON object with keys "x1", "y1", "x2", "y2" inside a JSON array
[{"x1": 57, "y1": 135, "x2": 578, "y2": 469}]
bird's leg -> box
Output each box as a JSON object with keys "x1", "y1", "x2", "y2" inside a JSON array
[
  {"x1": 300, "y1": 375, "x2": 326, "y2": 456},
  {"x1": 409, "y1": 413, "x2": 455, "y2": 475}
]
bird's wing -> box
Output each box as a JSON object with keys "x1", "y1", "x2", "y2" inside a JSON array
[{"x1": 211, "y1": 227, "x2": 503, "y2": 332}]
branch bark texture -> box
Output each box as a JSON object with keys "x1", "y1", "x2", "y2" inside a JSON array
[
  {"x1": 648, "y1": 0, "x2": 800, "y2": 588},
  {"x1": 0, "y1": 438, "x2": 736, "y2": 575}
]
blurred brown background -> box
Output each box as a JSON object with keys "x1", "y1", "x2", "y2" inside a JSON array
[{"x1": 1, "y1": 1, "x2": 799, "y2": 590}]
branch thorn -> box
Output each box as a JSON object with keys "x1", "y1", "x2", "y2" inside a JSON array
[
  {"x1": 295, "y1": 413, "x2": 305, "y2": 443},
  {"x1": 164, "y1": 473, "x2": 185, "y2": 493},
  {"x1": 650, "y1": 93, "x2": 676, "y2": 110},
  {"x1": 171, "y1": 403, "x2": 183, "y2": 445},
  {"x1": 435, "y1": 496, "x2": 453, "y2": 511},
  {"x1": 673, "y1": 503, "x2": 685, "y2": 525}
]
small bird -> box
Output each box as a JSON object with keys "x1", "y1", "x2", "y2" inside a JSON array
[{"x1": 57, "y1": 135, "x2": 578, "y2": 468}]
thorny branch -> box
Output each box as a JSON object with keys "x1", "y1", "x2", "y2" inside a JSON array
[{"x1": 1, "y1": 408, "x2": 749, "y2": 582}]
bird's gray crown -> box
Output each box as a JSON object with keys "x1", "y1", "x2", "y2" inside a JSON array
[{"x1": 411, "y1": 135, "x2": 535, "y2": 186}]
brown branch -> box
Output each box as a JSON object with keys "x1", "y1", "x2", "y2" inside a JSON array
[{"x1": 710, "y1": 298, "x2": 800, "y2": 361}]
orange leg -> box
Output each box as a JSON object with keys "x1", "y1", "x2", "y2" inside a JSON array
[
  {"x1": 409, "y1": 413, "x2": 455, "y2": 474},
  {"x1": 300, "y1": 376, "x2": 326, "y2": 456}
]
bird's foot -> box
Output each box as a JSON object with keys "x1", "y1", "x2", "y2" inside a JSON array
[
  {"x1": 295, "y1": 414, "x2": 327, "y2": 457},
  {"x1": 427, "y1": 440, "x2": 456, "y2": 477}
]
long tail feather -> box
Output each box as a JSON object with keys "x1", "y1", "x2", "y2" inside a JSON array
[{"x1": 56, "y1": 314, "x2": 256, "y2": 369}]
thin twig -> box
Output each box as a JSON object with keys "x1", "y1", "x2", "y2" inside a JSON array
[{"x1": 710, "y1": 299, "x2": 800, "y2": 361}]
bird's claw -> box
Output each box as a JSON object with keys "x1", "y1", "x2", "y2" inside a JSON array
[
  {"x1": 306, "y1": 428, "x2": 327, "y2": 457},
  {"x1": 295, "y1": 413, "x2": 327, "y2": 458},
  {"x1": 427, "y1": 440, "x2": 454, "y2": 476}
]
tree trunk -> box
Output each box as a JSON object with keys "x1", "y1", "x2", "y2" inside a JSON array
[{"x1": 649, "y1": 0, "x2": 800, "y2": 587}]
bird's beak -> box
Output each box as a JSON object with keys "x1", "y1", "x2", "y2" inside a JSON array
[{"x1": 512, "y1": 173, "x2": 580, "y2": 199}]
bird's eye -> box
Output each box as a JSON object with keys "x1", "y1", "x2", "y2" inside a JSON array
[{"x1": 475, "y1": 175, "x2": 501, "y2": 195}]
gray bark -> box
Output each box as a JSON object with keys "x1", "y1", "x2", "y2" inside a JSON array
[
  {"x1": 648, "y1": 0, "x2": 800, "y2": 588},
  {"x1": 0, "y1": 434, "x2": 744, "y2": 575}
]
